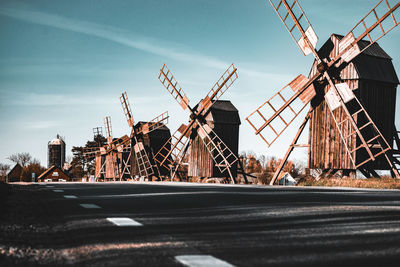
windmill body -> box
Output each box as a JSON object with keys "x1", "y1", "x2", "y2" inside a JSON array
[
  {"x1": 120, "y1": 92, "x2": 169, "y2": 180},
  {"x1": 188, "y1": 100, "x2": 241, "y2": 178},
  {"x1": 308, "y1": 34, "x2": 398, "y2": 173},
  {"x1": 130, "y1": 121, "x2": 171, "y2": 177}
]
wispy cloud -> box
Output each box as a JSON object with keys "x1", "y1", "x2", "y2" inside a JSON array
[
  {"x1": 0, "y1": 90, "x2": 169, "y2": 107},
  {"x1": 0, "y1": 6, "x2": 291, "y2": 80},
  {"x1": 25, "y1": 120, "x2": 60, "y2": 130},
  {"x1": 0, "y1": 6, "x2": 228, "y2": 70}
]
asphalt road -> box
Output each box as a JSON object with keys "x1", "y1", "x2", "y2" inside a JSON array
[{"x1": 2, "y1": 182, "x2": 400, "y2": 266}]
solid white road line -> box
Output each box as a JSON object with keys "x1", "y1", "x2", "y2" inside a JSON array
[
  {"x1": 53, "y1": 189, "x2": 64, "y2": 193},
  {"x1": 80, "y1": 203, "x2": 101, "y2": 209},
  {"x1": 175, "y1": 255, "x2": 234, "y2": 267},
  {"x1": 106, "y1": 217, "x2": 143, "y2": 227},
  {"x1": 63, "y1": 195, "x2": 77, "y2": 199}
]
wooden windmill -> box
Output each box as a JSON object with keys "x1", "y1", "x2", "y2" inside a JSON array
[
  {"x1": 82, "y1": 126, "x2": 107, "y2": 179},
  {"x1": 246, "y1": 0, "x2": 400, "y2": 184},
  {"x1": 93, "y1": 116, "x2": 130, "y2": 181},
  {"x1": 154, "y1": 64, "x2": 240, "y2": 183},
  {"x1": 120, "y1": 91, "x2": 169, "y2": 180}
]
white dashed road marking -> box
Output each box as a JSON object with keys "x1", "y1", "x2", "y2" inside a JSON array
[
  {"x1": 46, "y1": 186, "x2": 54, "y2": 188},
  {"x1": 175, "y1": 255, "x2": 235, "y2": 267},
  {"x1": 106, "y1": 217, "x2": 143, "y2": 227},
  {"x1": 64, "y1": 195, "x2": 77, "y2": 199},
  {"x1": 80, "y1": 204, "x2": 101, "y2": 209},
  {"x1": 53, "y1": 189, "x2": 64, "y2": 193}
]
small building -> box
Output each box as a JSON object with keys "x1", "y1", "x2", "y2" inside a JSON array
[
  {"x1": 131, "y1": 122, "x2": 171, "y2": 177},
  {"x1": 188, "y1": 100, "x2": 241, "y2": 178},
  {"x1": 308, "y1": 34, "x2": 398, "y2": 174},
  {"x1": 277, "y1": 172, "x2": 297, "y2": 186},
  {"x1": 6, "y1": 163, "x2": 23, "y2": 183},
  {"x1": 38, "y1": 165, "x2": 71, "y2": 182},
  {"x1": 48, "y1": 134, "x2": 66, "y2": 168}
]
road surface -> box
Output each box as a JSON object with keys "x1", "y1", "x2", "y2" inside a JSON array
[{"x1": 1, "y1": 182, "x2": 400, "y2": 266}]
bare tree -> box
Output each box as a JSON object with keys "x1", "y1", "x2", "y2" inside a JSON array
[
  {"x1": 65, "y1": 155, "x2": 73, "y2": 164},
  {"x1": 7, "y1": 152, "x2": 32, "y2": 168},
  {"x1": 0, "y1": 163, "x2": 11, "y2": 182},
  {"x1": 31, "y1": 158, "x2": 41, "y2": 165},
  {"x1": 259, "y1": 154, "x2": 266, "y2": 172}
]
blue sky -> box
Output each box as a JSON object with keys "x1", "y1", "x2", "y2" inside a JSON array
[{"x1": 0, "y1": 0, "x2": 399, "y2": 167}]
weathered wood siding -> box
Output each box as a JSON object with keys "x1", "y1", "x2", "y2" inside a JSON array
[
  {"x1": 188, "y1": 100, "x2": 240, "y2": 178},
  {"x1": 188, "y1": 122, "x2": 214, "y2": 177},
  {"x1": 308, "y1": 34, "x2": 398, "y2": 171},
  {"x1": 309, "y1": 85, "x2": 357, "y2": 170}
]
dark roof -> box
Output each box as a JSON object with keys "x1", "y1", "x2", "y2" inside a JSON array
[
  {"x1": 332, "y1": 34, "x2": 392, "y2": 59},
  {"x1": 353, "y1": 55, "x2": 399, "y2": 84},
  {"x1": 7, "y1": 163, "x2": 22, "y2": 177},
  {"x1": 207, "y1": 100, "x2": 241, "y2": 125},
  {"x1": 317, "y1": 34, "x2": 398, "y2": 84},
  {"x1": 135, "y1": 121, "x2": 170, "y2": 131},
  {"x1": 38, "y1": 165, "x2": 70, "y2": 180}
]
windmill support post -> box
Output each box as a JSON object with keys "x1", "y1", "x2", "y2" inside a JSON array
[
  {"x1": 95, "y1": 159, "x2": 107, "y2": 182},
  {"x1": 270, "y1": 110, "x2": 311, "y2": 185},
  {"x1": 237, "y1": 160, "x2": 249, "y2": 184}
]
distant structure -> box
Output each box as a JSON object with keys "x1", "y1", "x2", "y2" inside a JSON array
[
  {"x1": 38, "y1": 165, "x2": 71, "y2": 182},
  {"x1": 48, "y1": 134, "x2": 66, "y2": 168},
  {"x1": 6, "y1": 163, "x2": 23, "y2": 183}
]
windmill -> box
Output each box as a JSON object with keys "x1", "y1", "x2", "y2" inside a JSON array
[
  {"x1": 246, "y1": 0, "x2": 400, "y2": 184},
  {"x1": 82, "y1": 127, "x2": 106, "y2": 180},
  {"x1": 88, "y1": 116, "x2": 129, "y2": 181},
  {"x1": 119, "y1": 91, "x2": 169, "y2": 180},
  {"x1": 153, "y1": 64, "x2": 240, "y2": 183}
]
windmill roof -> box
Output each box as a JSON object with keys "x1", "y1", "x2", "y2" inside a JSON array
[
  {"x1": 38, "y1": 165, "x2": 70, "y2": 180},
  {"x1": 206, "y1": 100, "x2": 241, "y2": 125},
  {"x1": 331, "y1": 34, "x2": 392, "y2": 59},
  {"x1": 316, "y1": 34, "x2": 399, "y2": 84},
  {"x1": 135, "y1": 121, "x2": 170, "y2": 131},
  {"x1": 49, "y1": 138, "x2": 64, "y2": 145},
  {"x1": 7, "y1": 163, "x2": 22, "y2": 176}
]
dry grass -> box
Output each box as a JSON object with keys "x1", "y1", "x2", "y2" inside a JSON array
[{"x1": 298, "y1": 176, "x2": 400, "y2": 190}]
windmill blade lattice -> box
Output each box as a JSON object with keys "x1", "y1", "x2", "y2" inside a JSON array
[
  {"x1": 269, "y1": 0, "x2": 319, "y2": 56},
  {"x1": 133, "y1": 141, "x2": 154, "y2": 177},
  {"x1": 158, "y1": 64, "x2": 190, "y2": 110},
  {"x1": 120, "y1": 92, "x2": 135, "y2": 127},
  {"x1": 153, "y1": 126, "x2": 191, "y2": 170},
  {"x1": 197, "y1": 123, "x2": 238, "y2": 174},
  {"x1": 200, "y1": 64, "x2": 238, "y2": 113},
  {"x1": 246, "y1": 74, "x2": 315, "y2": 147},
  {"x1": 137, "y1": 111, "x2": 169, "y2": 135},
  {"x1": 332, "y1": 0, "x2": 400, "y2": 63}
]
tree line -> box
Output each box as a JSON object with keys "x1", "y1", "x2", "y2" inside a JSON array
[
  {"x1": 0, "y1": 153, "x2": 46, "y2": 182},
  {"x1": 239, "y1": 151, "x2": 304, "y2": 177}
]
